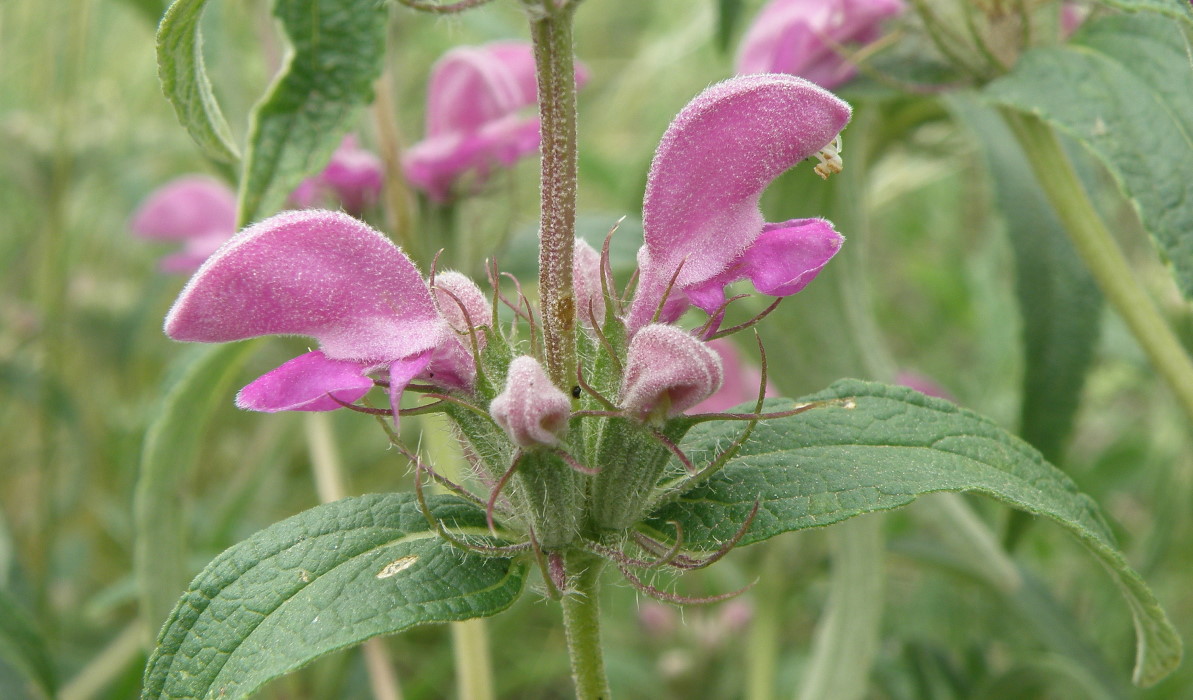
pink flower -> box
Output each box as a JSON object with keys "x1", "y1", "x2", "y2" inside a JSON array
[
  {"x1": 291, "y1": 135, "x2": 385, "y2": 215},
  {"x1": 130, "y1": 175, "x2": 237, "y2": 273},
  {"x1": 626, "y1": 74, "x2": 851, "y2": 334},
  {"x1": 490, "y1": 356, "x2": 571, "y2": 448},
  {"x1": 620, "y1": 325, "x2": 724, "y2": 422},
  {"x1": 736, "y1": 0, "x2": 905, "y2": 88},
  {"x1": 403, "y1": 42, "x2": 589, "y2": 203},
  {"x1": 693, "y1": 339, "x2": 777, "y2": 413},
  {"x1": 164, "y1": 210, "x2": 474, "y2": 419}
]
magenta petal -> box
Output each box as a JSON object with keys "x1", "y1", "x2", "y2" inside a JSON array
[
  {"x1": 165, "y1": 210, "x2": 447, "y2": 363},
  {"x1": 131, "y1": 175, "x2": 236, "y2": 241},
  {"x1": 235, "y1": 351, "x2": 373, "y2": 412},
  {"x1": 387, "y1": 352, "x2": 433, "y2": 428},
  {"x1": 629, "y1": 75, "x2": 851, "y2": 331},
  {"x1": 292, "y1": 135, "x2": 385, "y2": 214},
  {"x1": 736, "y1": 0, "x2": 906, "y2": 88},
  {"x1": 684, "y1": 218, "x2": 843, "y2": 315},
  {"x1": 741, "y1": 218, "x2": 843, "y2": 296},
  {"x1": 425, "y1": 42, "x2": 540, "y2": 136},
  {"x1": 403, "y1": 41, "x2": 588, "y2": 202}
]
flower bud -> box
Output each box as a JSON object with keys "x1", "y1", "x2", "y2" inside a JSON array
[
  {"x1": 573, "y1": 238, "x2": 606, "y2": 328},
  {"x1": 491, "y1": 356, "x2": 571, "y2": 448},
  {"x1": 432, "y1": 271, "x2": 491, "y2": 342},
  {"x1": 620, "y1": 325, "x2": 723, "y2": 421}
]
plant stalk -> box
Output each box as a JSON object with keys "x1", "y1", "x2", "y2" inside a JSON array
[
  {"x1": 1004, "y1": 111, "x2": 1193, "y2": 426},
  {"x1": 561, "y1": 550, "x2": 610, "y2": 700},
  {"x1": 529, "y1": 1, "x2": 580, "y2": 391}
]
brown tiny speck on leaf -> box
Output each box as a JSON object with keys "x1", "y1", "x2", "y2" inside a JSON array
[{"x1": 376, "y1": 555, "x2": 419, "y2": 578}]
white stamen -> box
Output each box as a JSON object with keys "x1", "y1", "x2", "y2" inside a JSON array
[{"x1": 813, "y1": 135, "x2": 844, "y2": 180}]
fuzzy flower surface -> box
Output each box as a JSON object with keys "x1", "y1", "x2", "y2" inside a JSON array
[
  {"x1": 403, "y1": 41, "x2": 589, "y2": 203},
  {"x1": 130, "y1": 176, "x2": 237, "y2": 273},
  {"x1": 736, "y1": 0, "x2": 905, "y2": 88},
  {"x1": 164, "y1": 210, "x2": 474, "y2": 418},
  {"x1": 490, "y1": 356, "x2": 572, "y2": 448},
  {"x1": 626, "y1": 74, "x2": 851, "y2": 335}
]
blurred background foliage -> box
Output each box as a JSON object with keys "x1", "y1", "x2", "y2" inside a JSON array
[{"x1": 1, "y1": 0, "x2": 1190, "y2": 698}]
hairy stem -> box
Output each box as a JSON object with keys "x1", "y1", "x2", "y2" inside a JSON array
[
  {"x1": 529, "y1": 1, "x2": 580, "y2": 390},
  {"x1": 562, "y1": 550, "x2": 610, "y2": 700},
  {"x1": 1004, "y1": 111, "x2": 1193, "y2": 427}
]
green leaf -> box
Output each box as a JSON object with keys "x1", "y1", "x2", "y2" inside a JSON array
[
  {"x1": 114, "y1": 0, "x2": 170, "y2": 24},
  {"x1": 0, "y1": 588, "x2": 55, "y2": 699},
  {"x1": 156, "y1": 0, "x2": 241, "y2": 164},
  {"x1": 135, "y1": 342, "x2": 259, "y2": 637},
  {"x1": 651, "y1": 380, "x2": 1181, "y2": 687},
  {"x1": 142, "y1": 493, "x2": 526, "y2": 700},
  {"x1": 950, "y1": 96, "x2": 1101, "y2": 464},
  {"x1": 984, "y1": 14, "x2": 1193, "y2": 299},
  {"x1": 237, "y1": 0, "x2": 387, "y2": 225},
  {"x1": 714, "y1": 0, "x2": 744, "y2": 52},
  {"x1": 1095, "y1": 0, "x2": 1193, "y2": 26}
]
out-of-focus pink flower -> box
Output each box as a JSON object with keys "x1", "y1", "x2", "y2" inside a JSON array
[
  {"x1": 130, "y1": 175, "x2": 237, "y2": 273},
  {"x1": 1060, "y1": 2, "x2": 1089, "y2": 38},
  {"x1": 290, "y1": 135, "x2": 385, "y2": 215},
  {"x1": 165, "y1": 210, "x2": 475, "y2": 421},
  {"x1": 403, "y1": 42, "x2": 589, "y2": 203},
  {"x1": 693, "y1": 339, "x2": 777, "y2": 413},
  {"x1": 626, "y1": 74, "x2": 850, "y2": 334},
  {"x1": 895, "y1": 370, "x2": 954, "y2": 401},
  {"x1": 490, "y1": 356, "x2": 572, "y2": 448},
  {"x1": 736, "y1": 0, "x2": 905, "y2": 89}
]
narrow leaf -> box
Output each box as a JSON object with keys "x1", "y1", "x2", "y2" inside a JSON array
[
  {"x1": 238, "y1": 0, "x2": 387, "y2": 225},
  {"x1": 0, "y1": 588, "x2": 55, "y2": 699},
  {"x1": 156, "y1": 0, "x2": 241, "y2": 163},
  {"x1": 135, "y1": 342, "x2": 258, "y2": 637},
  {"x1": 652, "y1": 380, "x2": 1181, "y2": 686},
  {"x1": 951, "y1": 96, "x2": 1101, "y2": 464},
  {"x1": 984, "y1": 14, "x2": 1193, "y2": 299},
  {"x1": 143, "y1": 493, "x2": 526, "y2": 700}
]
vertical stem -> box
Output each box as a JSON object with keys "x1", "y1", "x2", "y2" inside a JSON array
[
  {"x1": 561, "y1": 550, "x2": 610, "y2": 700},
  {"x1": 529, "y1": 1, "x2": 580, "y2": 390},
  {"x1": 451, "y1": 620, "x2": 495, "y2": 700},
  {"x1": 1003, "y1": 111, "x2": 1193, "y2": 427},
  {"x1": 305, "y1": 414, "x2": 404, "y2": 700},
  {"x1": 371, "y1": 68, "x2": 418, "y2": 258}
]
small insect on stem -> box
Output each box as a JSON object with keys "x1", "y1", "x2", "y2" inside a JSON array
[{"x1": 813, "y1": 134, "x2": 844, "y2": 180}]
